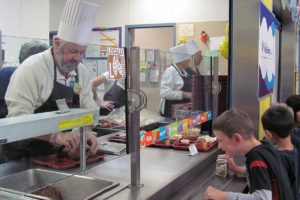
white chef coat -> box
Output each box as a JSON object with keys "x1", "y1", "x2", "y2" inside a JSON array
[
  {"x1": 102, "y1": 71, "x2": 125, "y2": 92},
  {"x1": 5, "y1": 48, "x2": 97, "y2": 117},
  {"x1": 159, "y1": 64, "x2": 188, "y2": 115}
]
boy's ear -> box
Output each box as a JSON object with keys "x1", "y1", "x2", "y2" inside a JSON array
[
  {"x1": 265, "y1": 130, "x2": 272, "y2": 138},
  {"x1": 233, "y1": 133, "x2": 242, "y2": 143}
]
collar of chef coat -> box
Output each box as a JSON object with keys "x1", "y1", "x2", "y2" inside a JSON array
[
  {"x1": 56, "y1": 67, "x2": 78, "y2": 86},
  {"x1": 172, "y1": 63, "x2": 188, "y2": 77}
]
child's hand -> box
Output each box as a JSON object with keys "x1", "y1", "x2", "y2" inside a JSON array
[
  {"x1": 204, "y1": 186, "x2": 227, "y2": 200},
  {"x1": 227, "y1": 155, "x2": 246, "y2": 174}
]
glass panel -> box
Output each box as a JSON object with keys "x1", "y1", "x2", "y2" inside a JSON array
[
  {"x1": 0, "y1": 35, "x2": 123, "y2": 198},
  {"x1": 138, "y1": 48, "x2": 216, "y2": 149}
]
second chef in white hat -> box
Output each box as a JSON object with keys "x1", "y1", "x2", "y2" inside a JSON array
[
  {"x1": 185, "y1": 40, "x2": 203, "y2": 75},
  {"x1": 3, "y1": 0, "x2": 100, "y2": 162},
  {"x1": 159, "y1": 43, "x2": 193, "y2": 118}
]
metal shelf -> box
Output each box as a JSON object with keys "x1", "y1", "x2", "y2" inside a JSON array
[{"x1": 0, "y1": 108, "x2": 99, "y2": 144}]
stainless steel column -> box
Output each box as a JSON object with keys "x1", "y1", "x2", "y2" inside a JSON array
[
  {"x1": 128, "y1": 47, "x2": 142, "y2": 187},
  {"x1": 211, "y1": 55, "x2": 219, "y2": 120},
  {"x1": 0, "y1": 30, "x2": 2, "y2": 68},
  {"x1": 230, "y1": 0, "x2": 260, "y2": 136},
  {"x1": 80, "y1": 126, "x2": 87, "y2": 173},
  {"x1": 279, "y1": 21, "x2": 296, "y2": 101}
]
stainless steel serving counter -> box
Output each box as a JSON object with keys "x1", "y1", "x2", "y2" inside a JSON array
[
  {"x1": 0, "y1": 134, "x2": 247, "y2": 199},
  {"x1": 83, "y1": 147, "x2": 247, "y2": 199}
]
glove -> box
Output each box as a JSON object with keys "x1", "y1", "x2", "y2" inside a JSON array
[
  {"x1": 50, "y1": 132, "x2": 99, "y2": 153},
  {"x1": 49, "y1": 132, "x2": 80, "y2": 152}
]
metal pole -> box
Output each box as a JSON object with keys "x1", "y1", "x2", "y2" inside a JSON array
[
  {"x1": 0, "y1": 30, "x2": 3, "y2": 68},
  {"x1": 128, "y1": 47, "x2": 142, "y2": 187},
  {"x1": 212, "y1": 55, "x2": 219, "y2": 120},
  {"x1": 80, "y1": 126, "x2": 87, "y2": 173}
]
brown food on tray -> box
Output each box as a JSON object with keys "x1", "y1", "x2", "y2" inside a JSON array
[
  {"x1": 169, "y1": 134, "x2": 183, "y2": 141},
  {"x1": 98, "y1": 119, "x2": 124, "y2": 128},
  {"x1": 32, "y1": 186, "x2": 63, "y2": 200},
  {"x1": 107, "y1": 135, "x2": 127, "y2": 143},
  {"x1": 98, "y1": 119, "x2": 113, "y2": 127},
  {"x1": 195, "y1": 138, "x2": 208, "y2": 149},
  {"x1": 172, "y1": 135, "x2": 217, "y2": 151},
  {"x1": 187, "y1": 128, "x2": 201, "y2": 137},
  {"x1": 156, "y1": 138, "x2": 171, "y2": 145},
  {"x1": 151, "y1": 138, "x2": 174, "y2": 148}
]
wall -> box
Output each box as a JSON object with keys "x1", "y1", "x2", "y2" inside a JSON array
[
  {"x1": 0, "y1": 0, "x2": 49, "y2": 64},
  {"x1": 134, "y1": 27, "x2": 174, "y2": 52},
  {"x1": 0, "y1": 0, "x2": 49, "y2": 39},
  {"x1": 49, "y1": 0, "x2": 229, "y2": 46},
  {"x1": 129, "y1": 0, "x2": 229, "y2": 24},
  {"x1": 177, "y1": 21, "x2": 228, "y2": 75}
]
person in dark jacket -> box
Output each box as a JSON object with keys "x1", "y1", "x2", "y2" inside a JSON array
[
  {"x1": 261, "y1": 104, "x2": 299, "y2": 200},
  {"x1": 204, "y1": 109, "x2": 294, "y2": 200},
  {"x1": 286, "y1": 95, "x2": 300, "y2": 140}
]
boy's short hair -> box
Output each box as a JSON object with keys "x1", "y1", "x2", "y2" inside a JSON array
[
  {"x1": 213, "y1": 109, "x2": 254, "y2": 139},
  {"x1": 261, "y1": 105, "x2": 294, "y2": 138},
  {"x1": 285, "y1": 95, "x2": 300, "y2": 122}
]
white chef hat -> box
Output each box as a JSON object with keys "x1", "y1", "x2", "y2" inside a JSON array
[
  {"x1": 57, "y1": 0, "x2": 99, "y2": 45},
  {"x1": 186, "y1": 40, "x2": 200, "y2": 55},
  {"x1": 170, "y1": 44, "x2": 191, "y2": 64}
]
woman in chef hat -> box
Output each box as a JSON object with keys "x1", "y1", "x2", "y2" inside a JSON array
[
  {"x1": 185, "y1": 40, "x2": 203, "y2": 75},
  {"x1": 159, "y1": 43, "x2": 193, "y2": 118}
]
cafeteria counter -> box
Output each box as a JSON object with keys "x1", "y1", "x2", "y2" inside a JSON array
[
  {"x1": 85, "y1": 146, "x2": 247, "y2": 199},
  {"x1": 0, "y1": 134, "x2": 247, "y2": 199}
]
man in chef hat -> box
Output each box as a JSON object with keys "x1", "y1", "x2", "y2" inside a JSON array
[
  {"x1": 159, "y1": 43, "x2": 193, "y2": 117},
  {"x1": 185, "y1": 40, "x2": 203, "y2": 75},
  {"x1": 3, "y1": 0, "x2": 100, "y2": 162}
]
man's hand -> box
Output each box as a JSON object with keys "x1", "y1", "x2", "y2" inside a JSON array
[
  {"x1": 50, "y1": 132, "x2": 99, "y2": 153},
  {"x1": 50, "y1": 132, "x2": 80, "y2": 151},
  {"x1": 204, "y1": 186, "x2": 227, "y2": 200},
  {"x1": 183, "y1": 91, "x2": 192, "y2": 100},
  {"x1": 86, "y1": 133, "x2": 99, "y2": 153}
]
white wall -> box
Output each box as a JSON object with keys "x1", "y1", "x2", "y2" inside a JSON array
[
  {"x1": 0, "y1": 0, "x2": 49, "y2": 39},
  {"x1": 129, "y1": 0, "x2": 229, "y2": 24},
  {"x1": 1, "y1": 0, "x2": 229, "y2": 40},
  {"x1": 49, "y1": 0, "x2": 130, "y2": 31},
  {"x1": 49, "y1": 0, "x2": 229, "y2": 46}
]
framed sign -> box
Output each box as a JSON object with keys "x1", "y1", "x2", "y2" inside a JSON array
[
  {"x1": 85, "y1": 27, "x2": 122, "y2": 59},
  {"x1": 108, "y1": 47, "x2": 126, "y2": 79}
]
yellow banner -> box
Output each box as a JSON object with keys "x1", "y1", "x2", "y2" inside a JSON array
[
  {"x1": 58, "y1": 113, "x2": 94, "y2": 130},
  {"x1": 259, "y1": 95, "x2": 271, "y2": 139},
  {"x1": 262, "y1": 0, "x2": 273, "y2": 11}
]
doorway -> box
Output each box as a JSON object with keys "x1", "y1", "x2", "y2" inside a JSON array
[{"x1": 125, "y1": 23, "x2": 176, "y2": 113}]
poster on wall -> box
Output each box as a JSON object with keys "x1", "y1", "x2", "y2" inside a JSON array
[
  {"x1": 107, "y1": 47, "x2": 126, "y2": 80},
  {"x1": 85, "y1": 27, "x2": 122, "y2": 59},
  {"x1": 258, "y1": 2, "x2": 280, "y2": 99}
]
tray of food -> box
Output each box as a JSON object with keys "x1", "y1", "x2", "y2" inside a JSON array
[
  {"x1": 172, "y1": 135, "x2": 217, "y2": 152},
  {"x1": 33, "y1": 152, "x2": 104, "y2": 170},
  {"x1": 150, "y1": 138, "x2": 174, "y2": 148},
  {"x1": 98, "y1": 119, "x2": 125, "y2": 129},
  {"x1": 107, "y1": 134, "x2": 127, "y2": 144}
]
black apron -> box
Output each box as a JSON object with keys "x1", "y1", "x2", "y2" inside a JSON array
[
  {"x1": 1, "y1": 53, "x2": 80, "y2": 162},
  {"x1": 100, "y1": 80, "x2": 126, "y2": 116},
  {"x1": 162, "y1": 64, "x2": 192, "y2": 118}
]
